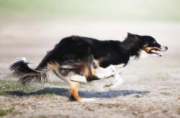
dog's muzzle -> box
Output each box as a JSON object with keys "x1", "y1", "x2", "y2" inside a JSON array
[
  {"x1": 149, "y1": 46, "x2": 168, "y2": 57},
  {"x1": 161, "y1": 46, "x2": 168, "y2": 51}
]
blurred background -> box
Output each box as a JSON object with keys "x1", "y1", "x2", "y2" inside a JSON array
[{"x1": 0, "y1": 0, "x2": 180, "y2": 81}]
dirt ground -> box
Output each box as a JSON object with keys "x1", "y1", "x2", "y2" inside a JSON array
[{"x1": 0, "y1": 19, "x2": 180, "y2": 118}]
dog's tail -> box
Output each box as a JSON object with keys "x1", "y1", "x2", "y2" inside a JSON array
[{"x1": 9, "y1": 56, "x2": 49, "y2": 86}]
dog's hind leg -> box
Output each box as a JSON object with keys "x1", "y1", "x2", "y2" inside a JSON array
[
  {"x1": 69, "y1": 80, "x2": 95, "y2": 102},
  {"x1": 80, "y1": 50, "x2": 100, "y2": 81},
  {"x1": 69, "y1": 80, "x2": 81, "y2": 101},
  {"x1": 81, "y1": 63, "x2": 100, "y2": 81}
]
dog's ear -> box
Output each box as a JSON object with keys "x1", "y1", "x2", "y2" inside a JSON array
[
  {"x1": 127, "y1": 32, "x2": 139, "y2": 41},
  {"x1": 127, "y1": 32, "x2": 133, "y2": 37}
]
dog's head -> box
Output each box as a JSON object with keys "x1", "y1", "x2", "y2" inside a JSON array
[{"x1": 126, "y1": 33, "x2": 168, "y2": 57}]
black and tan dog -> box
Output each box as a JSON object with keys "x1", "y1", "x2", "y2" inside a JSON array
[{"x1": 10, "y1": 33, "x2": 168, "y2": 102}]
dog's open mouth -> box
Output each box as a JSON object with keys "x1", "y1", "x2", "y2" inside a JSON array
[
  {"x1": 149, "y1": 49, "x2": 162, "y2": 57},
  {"x1": 148, "y1": 46, "x2": 168, "y2": 57}
]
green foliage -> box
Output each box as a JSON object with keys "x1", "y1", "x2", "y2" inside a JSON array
[
  {"x1": 0, "y1": 108, "x2": 15, "y2": 116},
  {"x1": 0, "y1": 80, "x2": 69, "y2": 98},
  {"x1": 0, "y1": 80, "x2": 42, "y2": 95},
  {"x1": 0, "y1": 0, "x2": 180, "y2": 21}
]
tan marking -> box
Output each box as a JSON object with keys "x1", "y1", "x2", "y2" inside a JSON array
[
  {"x1": 47, "y1": 62, "x2": 59, "y2": 71},
  {"x1": 82, "y1": 64, "x2": 90, "y2": 77},
  {"x1": 90, "y1": 64, "x2": 96, "y2": 76},
  {"x1": 82, "y1": 63, "x2": 97, "y2": 78},
  {"x1": 47, "y1": 62, "x2": 76, "y2": 83},
  {"x1": 69, "y1": 80, "x2": 82, "y2": 101},
  {"x1": 93, "y1": 59, "x2": 101, "y2": 67},
  {"x1": 143, "y1": 47, "x2": 161, "y2": 53},
  {"x1": 117, "y1": 63, "x2": 125, "y2": 68}
]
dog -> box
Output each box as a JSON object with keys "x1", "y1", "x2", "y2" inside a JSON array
[{"x1": 10, "y1": 33, "x2": 168, "y2": 102}]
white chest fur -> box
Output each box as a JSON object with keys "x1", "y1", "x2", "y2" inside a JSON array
[{"x1": 139, "y1": 50, "x2": 149, "y2": 58}]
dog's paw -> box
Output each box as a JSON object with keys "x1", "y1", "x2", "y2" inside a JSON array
[
  {"x1": 80, "y1": 98, "x2": 96, "y2": 102},
  {"x1": 104, "y1": 74, "x2": 114, "y2": 79},
  {"x1": 95, "y1": 71, "x2": 115, "y2": 80},
  {"x1": 103, "y1": 84, "x2": 113, "y2": 90}
]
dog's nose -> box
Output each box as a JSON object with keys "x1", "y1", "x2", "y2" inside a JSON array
[
  {"x1": 165, "y1": 46, "x2": 168, "y2": 50},
  {"x1": 161, "y1": 46, "x2": 168, "y2": 51}
]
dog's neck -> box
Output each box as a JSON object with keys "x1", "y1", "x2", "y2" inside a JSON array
[{"x1": 120, "y1": 40, "x2": 142, "y2": 58}]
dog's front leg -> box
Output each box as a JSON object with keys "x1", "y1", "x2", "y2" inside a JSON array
[
  {"x1": 103, "y1": 66, "x2": 124, "y2": 90},
  {"x1": 95, "y1": 65, "x2": 116, "y2": 79},
  {"x1": 104, "y1": 74, "x2": 123, "y2": 90}
]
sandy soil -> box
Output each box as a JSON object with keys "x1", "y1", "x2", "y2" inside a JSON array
[{"x1": 0, "y1": 19, "x2": 180, "y2": 118}]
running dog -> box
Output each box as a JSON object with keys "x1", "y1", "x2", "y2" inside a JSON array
[{"x1": 10, "y1": 33, "x2": 168, "y2": 102}]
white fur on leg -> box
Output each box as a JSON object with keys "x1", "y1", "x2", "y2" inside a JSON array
[
  {"x1": 111, "y1": 74, "x2": 123, "y2": 89},
  {"x1": 95, "y1": 65, "x2": 115, "y2": 79},
  {"x1": 70, "y1": 74, "x2": 87, "y2": 83},
  {"x1": 104, "y1": 74, "x2": 123, "y2": 90},
  {"x1": 103, "y1": 65, "x2": 124, "y2": 90}
]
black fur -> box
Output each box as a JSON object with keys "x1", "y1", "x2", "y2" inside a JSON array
[
  {"x1": 10, "y1": 33, "x2": 166, "y2": 85},
  {"x1": 10, "y1": 60, "x2": 48, "y2": 86}
]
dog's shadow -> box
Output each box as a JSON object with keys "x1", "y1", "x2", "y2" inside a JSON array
[{"x1": 6, "y1": 87, "x2": 149, "y2": 99}]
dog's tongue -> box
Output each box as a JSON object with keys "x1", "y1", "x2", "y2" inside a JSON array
[{"x1": 151, "y1": 50, "x2": 162, "y2": 57}]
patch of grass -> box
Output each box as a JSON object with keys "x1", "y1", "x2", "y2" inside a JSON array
[
  {"x1": 0, "y1": 80, "x2": 43, "y2": 96},
  {"x1": 0, "y1": 108, "x2": 15, "y2": 116},
  {"x1": 0, "y1": 80, "x2": 67, "y2": 96},
  {"x1": 177, "y1": 107, "x2": 180, "y2": 114}
]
